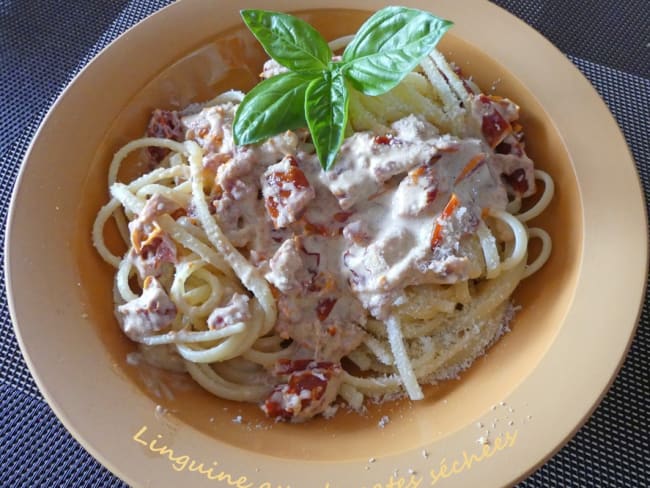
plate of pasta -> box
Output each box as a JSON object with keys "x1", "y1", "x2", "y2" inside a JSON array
[{"x1": 6, "y1": 1, "x2": 646, "y2": 487}]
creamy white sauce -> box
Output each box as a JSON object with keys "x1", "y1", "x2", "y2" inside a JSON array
[
  {"x1": 117, "y1": 277, "x2": 177, "y2": 341},
  {"x1": 173, "y1": 95, "x2": 534, "y2": 360}
]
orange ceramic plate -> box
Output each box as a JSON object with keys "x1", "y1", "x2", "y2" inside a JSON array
[{"x1": 5, "y1": 1, "x2": 646, "y2": 487}]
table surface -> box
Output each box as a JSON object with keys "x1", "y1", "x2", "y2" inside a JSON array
[{"x1": 1, "y1": 1, "x2": 648, "y2": 486}]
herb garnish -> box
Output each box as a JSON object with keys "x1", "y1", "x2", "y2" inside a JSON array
[{"x1": 233, "y1": 6, "x2": 452, "y2": 170}]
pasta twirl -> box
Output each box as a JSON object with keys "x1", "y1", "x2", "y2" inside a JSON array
[{"x1": 93, "y1": 48, "x2": 553, "y2": 422}]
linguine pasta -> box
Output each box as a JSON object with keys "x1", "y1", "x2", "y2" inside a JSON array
[{"x1": 93, "y1": 47, "x2": 553, "y2": 421}]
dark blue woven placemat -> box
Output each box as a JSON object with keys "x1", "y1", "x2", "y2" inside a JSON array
[{"x1": 1, "y1": 1, "x2": 648, "y2": 486}]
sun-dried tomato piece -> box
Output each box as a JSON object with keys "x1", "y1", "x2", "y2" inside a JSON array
[
  {"x1": 146, "y1": 109, "x2": 184, "y2": 163},
  {"x1": 316, "y1": 298, "x2": 337, "y2": 321},
  {"x1": 262, "y1": 361, "x2": 341, "y2": 422},
  {"x1": 262, "y1": 156, "x2": 314, "y2": 228}
]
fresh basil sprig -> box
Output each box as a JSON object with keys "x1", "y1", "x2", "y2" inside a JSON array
[{"x1": 233, "y1": 7, "x2": 453, "y2": 170}]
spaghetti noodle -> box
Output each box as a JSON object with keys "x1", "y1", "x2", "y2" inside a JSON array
[{"x1": 93, "y1": 47, "x2": 553, "y2": 421}]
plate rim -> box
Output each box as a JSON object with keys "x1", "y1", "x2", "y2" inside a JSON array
[{"x1": 5, "y1": 0, "x2": 647, "y2": 486}]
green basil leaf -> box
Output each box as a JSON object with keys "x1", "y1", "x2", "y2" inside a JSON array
[
  {"x1": 342, "y1": 6, "x2": 452, "y2": 95},
  {"x1": 241, "y1": 9, "x2": 332, "y2": 72},
  {"x1": 233, "y1": 71, "x2": 315, "y2": 145},
  {"x1": 305, "y1": 68, "x2": 349, "y2": 170}
]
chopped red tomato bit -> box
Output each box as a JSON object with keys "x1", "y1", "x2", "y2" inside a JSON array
[
  {"x1": 478, "y1": 97, "x2": 513, "y2": 149},
  {"x1": 410, "y1": 165, "x2": 426, "y2": 183},
  {"x1": 146, "y1": 109, "x2": 184, "y2": 163},
  {"x1": 441, "y1": 193, "x2": 460, "y2": 219},
  {"x1": 333, "y1": 211, "x2": 352, "y2": 223},
  {"x1": 374, "y1": 134, "x2": 393, "y2": 145},
  {"x1": 481, "y1": 110, "x2": 512, "y2": 149},
  {"x1": 262, "y1": 395, "x2": 292, "y2": 420},
  {"x1": 263, "y1": 361, "x2": 341, "y2": 421},
  {"x1": 263, "y1": 156, "x2": 313, "y2": 228},
  {"x1": 455, "y1": 153, "x2": 486, "y2": 184},
  {"x1": 503, "y1": 168, "x2": 529, "y2": 194},
  {"x1": 426, "y1": 188, "x2": 439, "y2": 204},
  {"x1": 430, "y1": 193, "x2": 459, "y2": 249},
  {"x1": 303, "y1": 220, "x2": 330, "y2": 237},
  {"x1": 316, "y1": 298, "x2": 337, "y2": 322}
]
